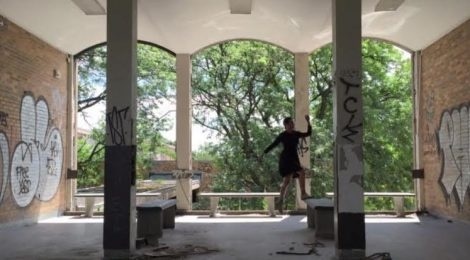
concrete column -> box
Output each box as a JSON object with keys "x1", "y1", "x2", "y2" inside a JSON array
[
  {"x1": 332, "y1": 0, "x2": 365, "y2": 259},
  {"x1": 65, "y1": 55, "x2": 77, "y2": 211},
  {"x1": 294, "y1": 52, "x2": 311, "y2": 210},
  {"x1": 412, "y1": 51, "x2": 424, "y2": 212},
  {"x1": 175, "y1": 54, "x2": 192, "y2": 211},
  {"x1": 104, "y1": 0, "x2": 137, "y2": 257}
]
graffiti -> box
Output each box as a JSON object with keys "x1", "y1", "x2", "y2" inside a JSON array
[
  {"x1": 0, "y1": 132, "x2": 9, "y2": 203},
  {"x1": 46, "y1": 159, "x2": 56, "y2": 176},
  {"x1": 297, "y1": 137, "x2": 309, "y2": 157},
  {"x1": 106, "y1": 106, "x2": 130, "y2": 145},
  {"x1": 8, "y1": 94, "x2": 64, "y2": 206},
  {"x1": 11, "y1": 142, "x2": 40, "y2": 207},
  {"x1": 438, "y1": 104, "x2": 470, "y2": 208},
  {"x1": 0, "y1": 111, "x2": 8, "y2": 127},
  {"x1": 36, "y1": 126, "x2": 63, "y2": 200},
  {"x1": 340, "y1": 77, "x2": 363, "y2": 143},
  {"x1": 16, "y1": 166, "x2": 31, "y2": 194},
  {"x1": 338, "y1": 144, "x2": 364, "y2": 212}
]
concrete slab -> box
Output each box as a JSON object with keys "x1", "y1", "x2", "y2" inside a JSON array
[
  {"x1": 0, "y1": 214, "x2": 469, "y2": 259},
  {"x1": 0, "y1": 216, "x2": 103, "y2": 260}
]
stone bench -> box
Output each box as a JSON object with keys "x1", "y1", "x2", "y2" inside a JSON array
[
  {"x1": 74, "y1": 192, "x2": 162, "y2": 217},
  {"x1": 304, "y1": 198, "x2": 334, "y2": 239},
  {"x1": 198, "y1": 192, "x2": 281, "y2": 217},
  {"x1": 136, "y1": 199, "x2": 177, "y2": 245},
  {"x1": 326, "y1": 192, "x2": 415, "y2": 217}
]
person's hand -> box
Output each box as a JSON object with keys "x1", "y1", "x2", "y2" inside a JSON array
[{"x1": 305, "y1": 115, "x2": 310, "y2": 122}]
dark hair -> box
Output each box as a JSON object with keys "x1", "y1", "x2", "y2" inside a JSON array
[{"x1": 283, "y1": 117, "x2": 293, "y2": 126}]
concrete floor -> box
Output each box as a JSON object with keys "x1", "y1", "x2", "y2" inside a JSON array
[{"x1": 0, "y1": 213, "x2": 469, "y2": 259}]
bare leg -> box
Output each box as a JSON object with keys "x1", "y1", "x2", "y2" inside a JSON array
[
  {"x1": 277, "y1": 175, "x2": 292, "y2": 213},
  {"x1": 280, "y1": 175, "x2": 292, "y2": 199}
]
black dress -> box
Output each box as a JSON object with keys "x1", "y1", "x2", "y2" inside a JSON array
[{"x1": 264, "y1": 125, "x2": 312, "y2": 178}]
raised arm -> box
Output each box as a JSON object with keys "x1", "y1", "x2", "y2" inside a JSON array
[{"x1": 297, "y1": 115, "x2": 312, "y2": 138}]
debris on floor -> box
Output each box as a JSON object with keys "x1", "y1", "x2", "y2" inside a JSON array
[
  {"x1": 365, "y1": 252, "x2": 392, "y2": 260},
  {"x1": 140, "y1": 244, "x2": 219, "y2": 258},
  {"x1": 275, "y1": 241, "x2": 324, "y2": 256}
]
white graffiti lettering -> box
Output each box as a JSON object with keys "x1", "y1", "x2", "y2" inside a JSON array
[
  {"x1": 9, "y1": 94, "x2": 63, "y2": 207},
  {"x1": 438, "y1": 105, "x2": 470, "y2": 208}
]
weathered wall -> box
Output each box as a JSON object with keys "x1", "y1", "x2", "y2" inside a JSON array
[
  {"x1": 420, "y1": 18, "x2": 470, "y2": 221},
  {"x1": 0, "y1": 18, "x2": 68, "y2": 225}
]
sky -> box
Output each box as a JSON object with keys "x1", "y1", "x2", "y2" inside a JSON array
[{"x1": 77, "y1": 101, "x2": 216, "y2": 150}]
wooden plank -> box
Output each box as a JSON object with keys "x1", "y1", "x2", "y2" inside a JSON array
[
  {"x1": 304, "y1": 198, "x2": 334, "y2": 208},
  {"x1": 137, "y1": 199, "x2": 176, "y2": 209},
  {"x1": 75, "y1": 192, "x2": 162, "y2": 197},
  {"x1": 199, "y1": 192, "x2": 280, "y2": 198},
  {"x1": 325, "y1": 192, "x2": 415, "y2": 197},
  {"x1": 363, "y1": 192, "x2": 415, "y2": 197}
]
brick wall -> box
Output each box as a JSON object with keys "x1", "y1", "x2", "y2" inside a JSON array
[
  {"x1": 0, "y1": 18, "x2": 68, "y2": 225},
  {"x1": 420, "y1": 18, "x2": 470, "y2": 221}
]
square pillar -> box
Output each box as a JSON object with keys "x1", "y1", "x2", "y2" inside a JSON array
[
  {"x1": 332, "y1": 0, "x2": 365, "y2": 259},
  {"x1": 175, "y1": 54, "x2": 192, "y2": 210},
  {"x1": 104, "y1": 0, "x2": 137, "y2": 258},
  {"x1": 294, "y1": 52, "x2": 311, "y2": 210},
  {"x1": 65, "y1": 55, "x2": 77, "y2": 211},
  {"x1": 412, "y1": 51, "x2": 424, "y2": 212}
]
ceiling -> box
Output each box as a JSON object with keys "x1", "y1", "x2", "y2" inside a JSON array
[{"x1": 1, "y1": 0, "x2": 469, "y2": 55}]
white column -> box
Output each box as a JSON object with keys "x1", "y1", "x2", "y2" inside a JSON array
[
  {"x1": 332, "y1": 0, "x2": 365, "y2": 259},
  {"x1": 104, "y1": 0, "x2": 137, "y2": 257},
  {"x1": 175, "y1": 53, "x2": 192, "y2": 211},
  {"x1": 294, "y1": 52, "x2": 311, "y2": 210},
  {"x1": 65, "y1": 55, "x2": 77, "y2": 211}
]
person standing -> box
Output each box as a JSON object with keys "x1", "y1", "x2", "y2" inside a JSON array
[{"x1": 263, "y1": 115, "x2": 312, "y2": 213}]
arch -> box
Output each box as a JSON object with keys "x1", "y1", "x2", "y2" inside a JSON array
[
  {"x1": 362, "y1": 37, "x2": 413, "y2": 54},
  {"x1": 191, "y1": 38, "x2": 294, "y2": 57},
  {"x1": 74, "y1": 41, "x2": 176, "y2": 58},
  {"x1": 307, "y1": 36, "x2": 413, "y2": 55}
]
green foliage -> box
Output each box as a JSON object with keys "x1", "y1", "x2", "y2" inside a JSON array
[
  {"x1": 308, "y1": 39, "x2": 413, "y2": 210},
  {"x1": 77, "y1": 126, "x2": 105, "y2": 188},
  {"x1": 76, "y1": 43, "x2": 176, "y2": 185},
  {"x1": 78, "y1": 39, "x2": 414, "y2": 212},
  {"x1": 362, "y1": 40, "x2": 413, "y2": 209},
  {"x1": 193, "y1": 144, "x2": 216, "y2": 161},
  {"x1": 193, "y1": 39, "x2": 413, "y2": 211},
  {"x1": 77, "y1": 47, "x2": 107, "y2": 103},
  {"x1": 308, "y1": 44, "x2": 335, "y2": 198},
  {"x1": 192, "y1": 40, "x2": 295, "y2": 210}
]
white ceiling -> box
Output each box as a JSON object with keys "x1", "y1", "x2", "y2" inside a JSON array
[{"x1": 0, "y1": 0, "x2": 469, "y2": 55}]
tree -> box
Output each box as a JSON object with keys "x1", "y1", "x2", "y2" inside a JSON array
[
  {"x1": 76, "y1": 44, "x2": 176, "y2": 188},
  {"x1": 192, "y1": 39, "x2": 412, "y2": 210},
  {"x1": 192, "y1": 41, "x2": 295, "y2": 209},
  {"x1": 308, "y1": 39, "x2": 413, "y2": 209},
  {"x1": 77, "y1": 126, "x2": 105, "y2": 188}
]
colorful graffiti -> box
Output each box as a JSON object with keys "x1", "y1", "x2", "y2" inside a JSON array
[
  {"x1": 0, "y1": 93, "x2": 63, "y2": 207},
  {"x1": 438, "y1": 104, "x2": 470, "y2": 208}
]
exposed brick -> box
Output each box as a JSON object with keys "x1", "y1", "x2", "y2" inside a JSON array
[
  {"x1": 420, "y1": 19, "x2": 470, "y2": 221},
  {"x1": 0, "y1": 18, "x2": 68, "y2": 225}
]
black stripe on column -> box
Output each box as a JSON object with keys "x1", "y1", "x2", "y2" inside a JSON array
[
  {"x1": 338, "y1": 212, "x2": 365, "y2": 249},
  {"x1": 104, "y1": 145, "x2": 136, "y2": 249}
]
